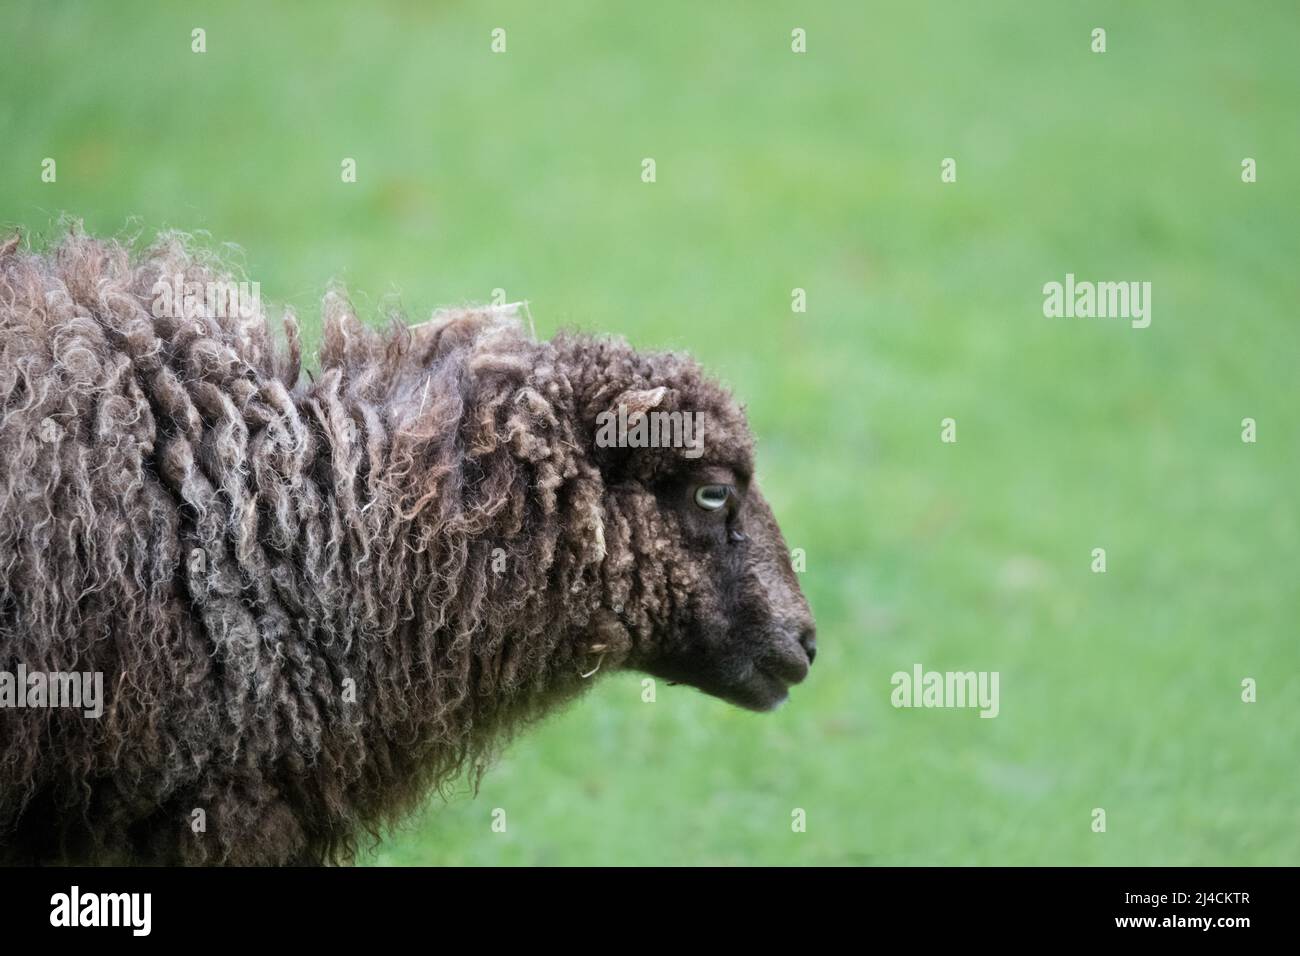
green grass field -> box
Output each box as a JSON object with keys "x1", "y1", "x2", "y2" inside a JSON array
[{"x1": 2, "y1": 1, "x2": 1296, "y2": 865}]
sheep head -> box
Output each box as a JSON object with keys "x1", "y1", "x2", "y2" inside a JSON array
[{"x1": 559, "y1": 334, "x2": 817, "y2": 712}]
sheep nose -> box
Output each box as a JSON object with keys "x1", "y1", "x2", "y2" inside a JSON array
[{"x1": 798, "y1": 626, "x2": 817, "y2": 665}]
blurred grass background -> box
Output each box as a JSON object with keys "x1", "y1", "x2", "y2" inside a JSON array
[{"x1": 2, "y1": 0, "x2": 1297, "y2": 864}]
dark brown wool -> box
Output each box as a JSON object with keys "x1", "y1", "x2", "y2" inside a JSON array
[{"x1": 0, "y1": 230, "x2": 814, "y2": 865}]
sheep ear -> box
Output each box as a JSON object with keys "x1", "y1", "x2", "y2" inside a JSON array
[{"x1": 611, "y1": 386, "x2": 667, "y2": 418}]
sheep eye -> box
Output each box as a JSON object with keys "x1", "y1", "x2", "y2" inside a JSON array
[{"x1": 694, "y1": 484, "x2": 731, "y2": 511}]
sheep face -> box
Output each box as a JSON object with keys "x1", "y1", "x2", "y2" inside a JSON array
[
  {"x1": 635, "y1": 468, "x2": 817, "y2": 712},
  {"x1": 580, "y1": 354, "x2": 817, "y2": 713}
]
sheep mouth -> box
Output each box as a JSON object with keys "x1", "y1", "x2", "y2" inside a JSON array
[
  {"x1": 726, "y1": 653, "x2": 810, "y2": 712},
  {"x1": 722, "y1": 667, "x2": 796, "y2": 712},
  {"x1": 648, "y1": 638, "x2": 810, "y2": 711},
  {"x1": 758, "y1": 652, "x2": 811, "y2": 687}
]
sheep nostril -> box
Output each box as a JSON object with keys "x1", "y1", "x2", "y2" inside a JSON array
[{"x1": 798, "y1": 627, "x2": 817, "y2": 665}]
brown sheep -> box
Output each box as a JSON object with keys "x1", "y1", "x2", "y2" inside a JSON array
[{"x1": 0, "y1": 228, "x2": 816, "y2": 865}]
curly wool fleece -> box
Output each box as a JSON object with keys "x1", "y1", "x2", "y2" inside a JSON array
[{"x1": 0, "y1": 230, "x2": 804, "y2": 865}]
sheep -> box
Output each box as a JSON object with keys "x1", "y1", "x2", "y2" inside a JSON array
[{"x1": 0, "y1": 228, "x2": 816, "y2": 865}]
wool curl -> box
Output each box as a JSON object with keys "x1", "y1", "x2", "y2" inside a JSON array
[{"x1": 0, "y1": 228, "x2": 756, "y2": 865}]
